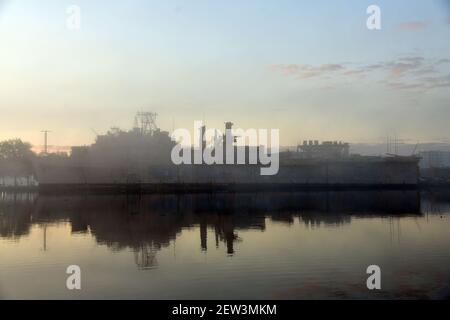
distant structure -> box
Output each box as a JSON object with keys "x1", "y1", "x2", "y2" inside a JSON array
[
  {"x1": 193, "y1": 121, "x2": 260, "y2": 164},
  {"x1": 134, "y1": 112, "x2": 158, "y2": 135},
  {"x1": 296, "y1": 140, "x2": 350, "y2": 159},
  {"x1": 419, "y1": 150, "x2": 450, "y2": 168},
  {"x1": 32, "y1": 114, "x2": 420, "y2": 189},
  {"x1": 66, "y1": 112, "x2": 174, "y2": 179},
  {"x1": 41, "y1": 130, "x2": 51, "y2": 155},
  {"x1": 70, "y1": 146, "x2": 89, "y2": 160}
]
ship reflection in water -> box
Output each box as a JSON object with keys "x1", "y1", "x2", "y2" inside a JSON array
[{"x1": 0, "y1": 191, "x2": 450, "y2": 299}]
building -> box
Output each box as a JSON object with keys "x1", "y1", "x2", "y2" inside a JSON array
[
  {"x1": 296, "y1": 140, "x2": 350, "y2": 159},
  {"x1": 419, "y1": 150, "x2": 450, "y2": 168}
]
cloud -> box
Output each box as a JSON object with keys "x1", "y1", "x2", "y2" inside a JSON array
[
  {"x1": 271, "y1": 56, "x2": 450, "y2": 92},
  {"x1": 386, "y1": 75, "x2": 450, "y2": 91},
  {"x1": 271, "y1": 64, "x2": 344, "y2": 79},
  {"x1": 422, "y1": 74, "x2": 450, "y2": 89},
  {"x1": 436, "y1": 58, "x2": 450, "y2": 65},
  {"x1": 385, "y1": 57, "x2": 424, "y2": 76},
  {"x1": 395, "y1": 21, "x2": 428, "y2": 31},
  {"x1": 341, "y1": 56, "x2": 441, "y2": 81},
  {"x1": 399, "y1": 57, "x2": 425, "y2": 63},
  {"x1": 365, "y1": 64, "x2": 384, "y2": 70},
  {"x1": 272, "y1": 57, "x2": 428, "y2": 80},
  {"x1": 412, "y1": 67, "x2": 436, "y2": 76},
  {"x1": 376, "y1": 61, "x2": 450, "y2": 91},
  {"x1": 270, "y1": 64, "x2": 302, "y2": 76},
  {"x1": 386, "y1": 82, "x2": 427, "y2": 91},
  {"x1": 342, "y1": 69, "x2": 367, "y2": 76}
]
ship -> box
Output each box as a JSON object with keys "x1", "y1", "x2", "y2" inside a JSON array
[{"x1": 33, "y1": 112, "x2": 420, "y2": 193}]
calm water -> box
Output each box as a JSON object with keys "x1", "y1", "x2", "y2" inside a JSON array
[{"x1": 1, "y1": 191, "x2": 449, "y2": 300}]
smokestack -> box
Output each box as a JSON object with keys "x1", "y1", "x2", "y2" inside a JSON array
[
  {"x1": 200, "y1": 125, "x2": 206, "y2": 152},
  {"x1": 225, "y1": 122, "x2": 233, "y2": 130}
]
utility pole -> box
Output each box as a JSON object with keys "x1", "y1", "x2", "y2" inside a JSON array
[
  {"x1": 41, "y1": 130, "x2": 51, "y2": 154},
  {"x1": 43, "y1": 225, "x2": 47, "y2": 251}
]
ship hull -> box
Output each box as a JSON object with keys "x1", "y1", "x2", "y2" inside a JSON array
[
  {"x1": 37, "y1": 182, "x2": 419, "y2": 194},
  {"x1": 34, "y1": 157, "x2": 420, "y2": 193}
]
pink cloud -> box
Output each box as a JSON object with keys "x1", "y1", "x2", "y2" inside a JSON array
[
  {"x1": 271, "y1": 64, "x2": 344, "y2": 79},
  {"x1": 385, "y1": 57, "x2": 424, "y2": 76},
  {"x1": 342, "y1": 69, "x2": 367, "y2": 77},
  {"x1": 270, "y1": 56, "x2": 449, "y2": 92},
  {"x1": 395, "y1": 21, "x2": 428, "y2": 31}
]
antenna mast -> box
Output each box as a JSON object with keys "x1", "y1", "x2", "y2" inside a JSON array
[
  {"x1": 134, "y1": 111, "x2": 158, "y2": 135},
  {"x1": 41, "y1": 130, "x2": 51, "y2": 154}
]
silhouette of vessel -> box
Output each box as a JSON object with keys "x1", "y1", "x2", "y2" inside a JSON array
[{"x1": 33, "y1": 113, "x2": 420, "y2": 193}]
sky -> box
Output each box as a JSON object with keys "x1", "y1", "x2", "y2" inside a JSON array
[{"x1": 0, "y1": 0, "x2": 449, "y2": 150}]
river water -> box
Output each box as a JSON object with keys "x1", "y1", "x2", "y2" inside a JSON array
[{"x1": 0, "y1": 191, "x2": 449, "y2": 299}]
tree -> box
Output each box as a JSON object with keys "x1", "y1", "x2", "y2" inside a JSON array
[{"x1": 0, "y1": 139, "x2": 36, "y2": 186}]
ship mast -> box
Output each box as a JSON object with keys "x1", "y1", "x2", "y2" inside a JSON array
[{"x1": 134, "y1": 111, "x2": 158, "y2": 135}]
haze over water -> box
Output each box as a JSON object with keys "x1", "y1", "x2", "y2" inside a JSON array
[{"x1": 0, "y1": 191, "x2": 449, "y2": 299}]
